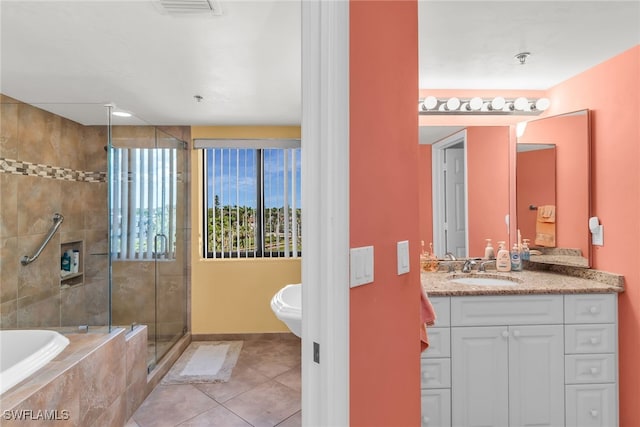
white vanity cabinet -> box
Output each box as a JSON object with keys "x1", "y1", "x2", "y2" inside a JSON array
[{"x1": 421, "y1": 293, "x2": 619, "y2": 427}]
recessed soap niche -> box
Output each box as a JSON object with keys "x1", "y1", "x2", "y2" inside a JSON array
[{"x1": 60, "y1": 240, "x2": 83, "y2": 287}]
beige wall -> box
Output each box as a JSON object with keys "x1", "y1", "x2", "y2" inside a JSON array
[{"x1": 190, "y1": 126, "x2": 301, "y2": 334}]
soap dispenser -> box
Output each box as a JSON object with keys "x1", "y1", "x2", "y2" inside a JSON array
[
  {"x1": 496, "y1": 241, "x2": 511, "y2": 272},
  {"x1": 510, "y1": 243, "x2": 522, "y2": 271},
  {"x1": 484, "y1": 239, "x2": 495, "y2": 260},
  {"x1": 521, "y1": 239, "x2": 531, "y2": 261}
]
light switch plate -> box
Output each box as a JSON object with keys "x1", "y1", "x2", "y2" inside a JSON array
[
  {"x1": 350, "y1": 246, "x2": 374, "y2": 287},
  {"x1": 592, "y1": 225, "x2": 604, "y2": 246},
  {"x1": 397, "y1": 240, "x2": 410, "y2": 275}
]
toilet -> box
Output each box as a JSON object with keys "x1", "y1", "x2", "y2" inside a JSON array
[{"x1": 270, "y1": 283, "x2": 302, "y2": 338}]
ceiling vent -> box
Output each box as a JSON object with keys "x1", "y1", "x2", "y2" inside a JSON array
[{"x1": 156, "y1": 0, "x2": 222, "y2": 15}]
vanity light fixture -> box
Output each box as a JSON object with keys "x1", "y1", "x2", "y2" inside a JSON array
[{"x1": 419, "y1": 96, "x2": 550, "y2": 116}]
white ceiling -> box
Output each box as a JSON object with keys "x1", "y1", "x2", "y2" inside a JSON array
[{"x1": 1, "y1": 1, "x2": 639, "y2": 128}]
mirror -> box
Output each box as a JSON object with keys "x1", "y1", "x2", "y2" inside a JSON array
[
  {"x1": 515, "y1": 110, "x2": 591, "y2": 267},
  {"x1": 516, "y1": 143, "x2": 556, "y2": 249},
  {"x1": 424, "y1": 109, "x2": 591, "y2": 267}
]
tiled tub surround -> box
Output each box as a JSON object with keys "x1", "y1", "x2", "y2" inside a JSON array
[{"x1": 0, "y1": 326, "x2": 149, "y2": 427}]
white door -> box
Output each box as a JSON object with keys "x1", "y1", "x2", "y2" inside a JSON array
[
  {"x1": 508, "y1": 325, "x2": 565, "y2": 427},
  {"x1": 432, "y1": 131, "x2": 468, "y2": 258},
  {"x1": 444, "y1": 147, "x2": 466, "y2": 257},
  {"x1": 451, "y1": 326, "x2": 509, "y2": 427}
]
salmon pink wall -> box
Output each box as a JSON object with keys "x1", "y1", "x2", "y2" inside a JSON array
[
  {"x1": 467, "y1": 127, "x2": 510, "y2": 257},
  {"x1": 350, "y1": 1, "x2": 421, "y2": 425},
  {"x1": 516, "y1": 148, "x2": 556, "y2": 244},
  {"x1": 518, "y1": 114, "x2": 590, "y2": 256},
  {"x1": 546, "y1": 45, "x2": 640, "y2": 426}
]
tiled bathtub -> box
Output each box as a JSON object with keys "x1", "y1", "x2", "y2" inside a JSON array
[{"x1": 0, "y1": 326, "x2": 148, "y2": 427}]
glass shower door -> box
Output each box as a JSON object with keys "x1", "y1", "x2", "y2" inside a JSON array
[{"x1": 109, "y1": 127, "x2": 188, "y2": 368}]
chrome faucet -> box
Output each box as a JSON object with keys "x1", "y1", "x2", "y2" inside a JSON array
[
  {"x1": 462, "y1": 259, "x2": 477, "y2": 273},
  {"x1": 444, "y1": 252, "x2": 457, "y2": 261},
  {"x1": 478, "y1": 260, "x2": 496, "y2": 272}
]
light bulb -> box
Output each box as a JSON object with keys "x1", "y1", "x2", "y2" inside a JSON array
[
  {"x1": 490, "y1": 96, "x2": 505, "y2": 110},
  {"x1": 535, "y1": 98, "x2": 550, "y2": 111},
  {"x1": 423, "y1": 96, "x2": 438, "y2": 110},
  {"x1": 112, "y1": 111, "x2": 132, "y2": 117},
  {"x1": 446, "y1": 97, "x2": 460, "y2": 111},
  {"x1": 469, "y1": 97, "x2": 483, "y2": 111},
  {"x1": 514, "y1": 97, "x2": 529, "y2": 111}
]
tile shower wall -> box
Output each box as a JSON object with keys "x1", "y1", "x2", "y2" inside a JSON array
[{"x1": 0, "y1": 94, "x2": 109, "y2": 328}]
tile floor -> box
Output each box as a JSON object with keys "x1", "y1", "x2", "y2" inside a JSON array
[{"x1": 126, "y1": 337, "x2": 302, "y2": 427}]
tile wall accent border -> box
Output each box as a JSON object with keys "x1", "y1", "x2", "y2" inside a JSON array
[{"x1": 0, "y1": 157, "x2": 106, "y2": 182}]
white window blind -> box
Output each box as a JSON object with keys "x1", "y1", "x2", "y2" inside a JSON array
[
  {"x1": 197, "y1": 139, "x2": 301, "y2": 258},
  {"x1": 110, "y1": 148, "x2": 177, "y2": 260}
]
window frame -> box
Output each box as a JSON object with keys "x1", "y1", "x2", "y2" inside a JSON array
[{"x1": 195, "y1": 138, "x2": 301, "y2": 259}]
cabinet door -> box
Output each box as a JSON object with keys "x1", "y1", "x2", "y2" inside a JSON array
[
  {"x1": 508, "y1": 325, "x2": 565, "y2": 427},
  {"x1": 421, "y1": 389, "x2": 451, "y2": 427},
  {"x1": 451, "y1": 327, "x2": 509, "y2": 427}
]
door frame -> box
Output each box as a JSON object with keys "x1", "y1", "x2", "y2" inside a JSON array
[
  {"x1": 432, "y1": 130, "x2": 469, "y2": 258},
  {"x1": 301, "y1": 2, "x2": 350, "y2": 426}
]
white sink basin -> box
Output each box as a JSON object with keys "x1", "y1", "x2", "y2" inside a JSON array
[{"x1": 450, "y1": 277, "x2": 519, "y2": 286}]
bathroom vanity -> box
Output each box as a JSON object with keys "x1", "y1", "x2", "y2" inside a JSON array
[{"x1": 421, "y1": 269, "x2": 623, "y2": 427}]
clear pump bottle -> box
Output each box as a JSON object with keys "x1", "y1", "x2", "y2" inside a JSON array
[
  {"x1": 521, "y1": 239, "x2": 531, "y2": 261},
  {"x1": 484, "y1": 239, "x2": 495, "y2": 260}
]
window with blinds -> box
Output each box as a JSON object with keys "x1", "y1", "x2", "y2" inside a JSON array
[
  {"x1": 110, "y1": 148, "x2": 178, "y2": 260},
  {"x1": 197, "y1": 139, "x2": 301, "y2": 258}
]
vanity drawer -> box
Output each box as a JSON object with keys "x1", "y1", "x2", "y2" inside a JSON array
[
  {"x1": 429, "y1": 296, "x2": 450, "y2": 327},
  {"x1": 565, "y1": 384, "x2": 617, "y2": 427},
  {"x1": 566, "y1": 354, "x2": 617, "y2": 384},
  {"x1": 421, "y1": 357, "x2": 451, "y2": 389},
  {"x1": 450, "y1": 295, "x2": 563, "y2": 326},
  {"x1": 421, "y1": 388, "x2": 451, "y2": 427},
  {"x1": 565, "y1": 324, "x2": 616, "y2": 354},
  {"x1": 565, "y1": 294, "x2": 617, "y2": 324},
  {"x1": 423, "y1": 327, "x2": 451, "y2": 359}
]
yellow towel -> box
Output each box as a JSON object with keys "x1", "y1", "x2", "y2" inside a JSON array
[
  {"x1": 535, "y1": 205, "x2": 556, "y2": 247},
  {"x1": 537, "y1": 205, "x2": 556, "y2": 223}
]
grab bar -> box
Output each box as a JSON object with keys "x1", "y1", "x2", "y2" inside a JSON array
[{"x1": 21, "y1": 213, "x2": 64, "y2": 266}]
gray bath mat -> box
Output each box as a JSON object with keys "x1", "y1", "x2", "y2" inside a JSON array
[{"x1": 161, "y1": 341, "x2": 243, "y2": 385}]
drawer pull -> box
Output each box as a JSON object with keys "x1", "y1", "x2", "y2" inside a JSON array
[
  {"x1": 590, "y1": 367, "x2": 600, "y2": 375},
  {"x1": 512, "y1": 330, "x2": 521, "y2": 338},
  {"x1": 590, "y1": 409, "x2": 599, "y2": 418},
  {"x1": 501, "y1": 330, "x2": 509, "y2": 338},
  {"x1": 423, "y1": 416, "x2": 430, "y2": 423},
  {"x1": 590, "y1": 337, "x2": 600, "y2": 345},
  {"x1": 423, "y1": 372, "x2": 430, "y2": 379},
  {"x1": 589, "y1": 306, "x2": 599, "y2": 314}
]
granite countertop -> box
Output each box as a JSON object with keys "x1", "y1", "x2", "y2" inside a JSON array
[{"x1": 422, "y1": 267, "x2": 624, "y2": 297}]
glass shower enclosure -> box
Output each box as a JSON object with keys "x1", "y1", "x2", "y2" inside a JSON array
[{"x1": 108, "y1": 125, "x2": 189, "y2": 368}]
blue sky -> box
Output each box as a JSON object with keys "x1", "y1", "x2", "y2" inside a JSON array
[{"x1": 206, "y1": 148, "x2": 302, "y2": 209}]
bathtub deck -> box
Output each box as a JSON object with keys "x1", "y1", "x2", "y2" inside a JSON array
[{"x1": 0, "y1": 326, "x2": 148, "y2": 426}]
